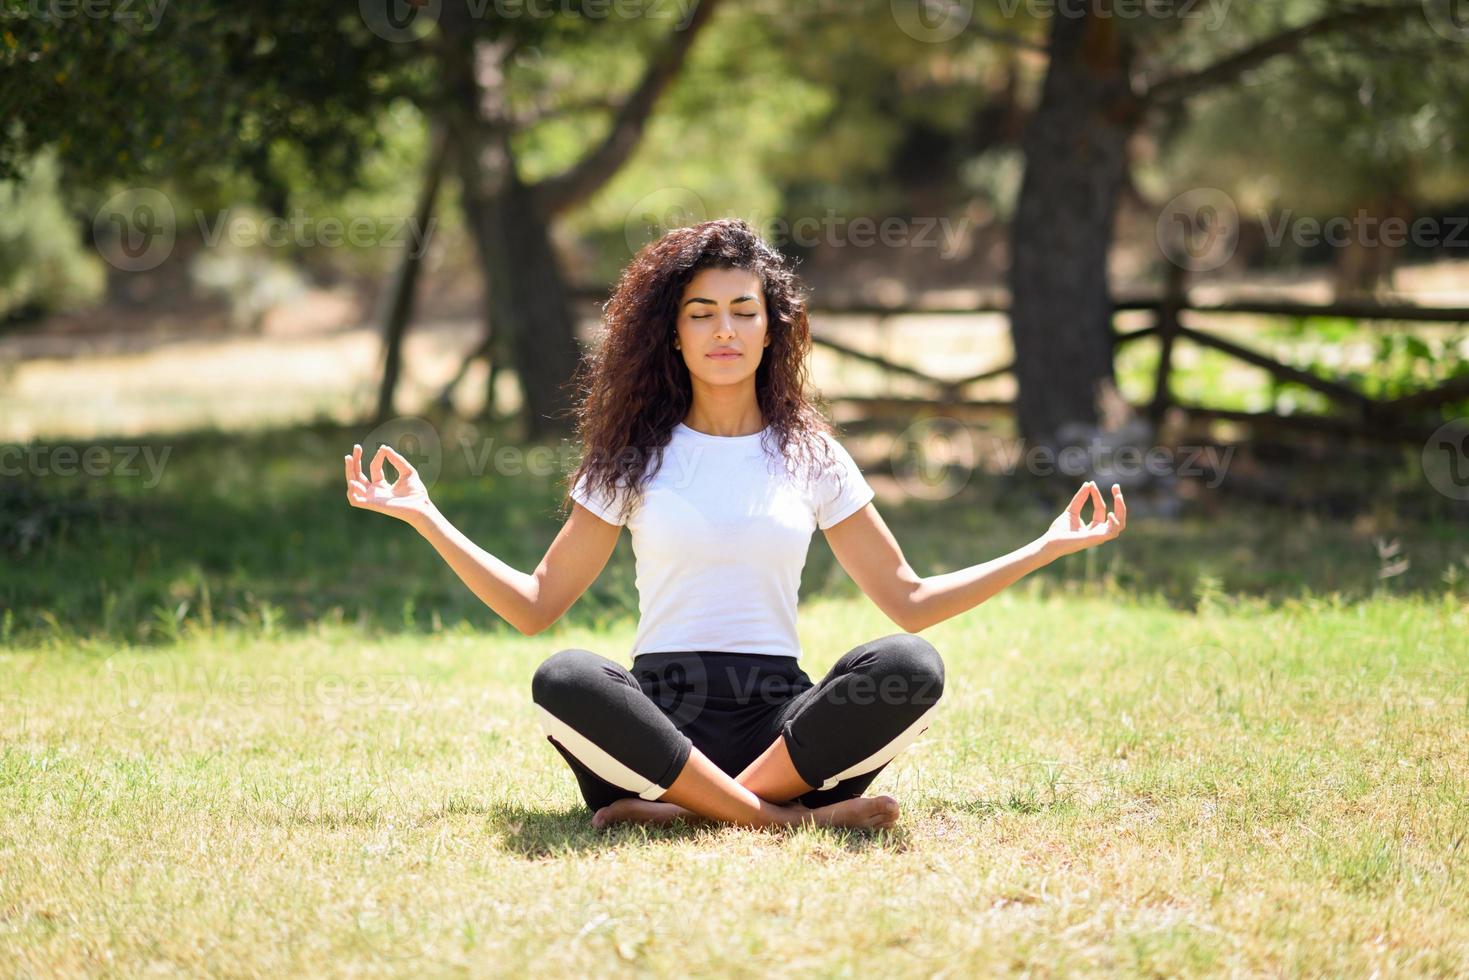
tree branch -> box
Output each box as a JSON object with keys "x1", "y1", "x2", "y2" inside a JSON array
[
  {"x1": 1142, "y1": 2, "x2": 1423, "y2": 106},
  {"x1": 532, "y1": 0, "x2": 723, "y2": 216},
  {"x1": 514, "y1": 94, "x2": 621, "y2": 129}
]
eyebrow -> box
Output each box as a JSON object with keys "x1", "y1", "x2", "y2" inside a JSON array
[{"x1": 682, "y1": 294, "x2": 759, "y2": 308}]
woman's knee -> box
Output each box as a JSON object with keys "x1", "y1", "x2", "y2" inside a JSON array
[
  {"x1": 531, "y1": 647, "x2": 606, "y2": 712},
  {"x1": 867, "y1": 633, "x2": 945, "y2": 706}
]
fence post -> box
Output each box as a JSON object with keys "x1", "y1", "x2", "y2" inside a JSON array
[{"x1": 1148, "y1": 260, "x2": 1187, "y2": 428}]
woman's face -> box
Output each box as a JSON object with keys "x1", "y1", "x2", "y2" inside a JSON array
[{"x1": 673, "y1": 266, "x2": 770, "y2": 386}]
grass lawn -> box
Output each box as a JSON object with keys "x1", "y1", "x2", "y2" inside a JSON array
[{"x1": 3, "y1": 420, "x2": 1468, "y2": 976}]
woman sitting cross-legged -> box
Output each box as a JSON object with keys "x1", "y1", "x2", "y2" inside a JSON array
[{"x1": 344, "y1": 218, "x2": 1126, "y2": 831}]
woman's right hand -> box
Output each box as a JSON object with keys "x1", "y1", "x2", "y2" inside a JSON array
[{"x1": 344, "y1": 443, "x2": 436, "y2": 526}]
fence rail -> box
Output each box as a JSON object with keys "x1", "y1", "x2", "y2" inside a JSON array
[
  {"x1": 571, "y1": 283, "x2": 1469, "y2": 444},
  {"x1": 807, "y1": 288, "x2": 1468, "y2": 445}
]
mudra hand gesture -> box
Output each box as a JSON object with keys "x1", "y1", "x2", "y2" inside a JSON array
[
  {"x1": 344, "y1": 443, "x2": 434, "y2": 525},
  {"x1": 1039, "y1": 480, "x2": 1127, "y2": 558}
]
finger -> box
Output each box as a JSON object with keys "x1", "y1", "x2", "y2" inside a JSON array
[
  {"x1": 1112, "y1": 484, "x2": 1127, "y2": 530},
  {"x1": 1107, "y1": 512, "x2": 1121, "y2": 535},
  {"x1": 1088, "y1": 481, "x2": 1106, "y2": 525},
  {"x1": 379, "y1": 444, "x2": 418, "y2": 481},
  {"x1": 344, "y1": 444, "x2": 366, "y2": 487},
  {"x1": 370, "y1": 445, "x2": 389, "y2": 485},
  {"x1": 1066, "y1": 481, "x2": 1090, "y2": 517}
]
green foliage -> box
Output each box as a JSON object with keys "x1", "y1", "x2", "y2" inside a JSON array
[
  {"x1": 0, "y1": 152, "x2": 104, "y2": 318},
  {"x1": 1352, "y1": 330, "x2": 1469, "y2": 403},
  {"x1": 1157, "y1": 6, "x2": 1469, "y2": 217},
  {"x1": 1267, "y1": 319, "x2": 1469, "y2": 416},
  {"x1": 0, "y1": 2, "x2": 451, "y2": 305},
  {"x1": 545, "y1": 20, "x2": 834, "y2": 279},
  {"x1": 0, "y1": 3, "x2": 414, "y2": 193},
  {"x1": 1117, "y1": 314, "x2": 1469, "y2": 419}
]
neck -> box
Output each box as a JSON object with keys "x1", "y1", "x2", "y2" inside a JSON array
[{"x1": 683, "y1": 393, "x2": 764, "y2": 437}]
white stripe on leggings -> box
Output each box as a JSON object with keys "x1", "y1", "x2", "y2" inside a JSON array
[
  {"x1": 814, "y1": 701, "x2": 941, "y2": 791},
  {"x1": 536, "y1": 704, "x2": 669, "y2": 801}
]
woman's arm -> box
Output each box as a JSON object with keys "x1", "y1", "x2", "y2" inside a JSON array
[
  {"x1": 345, "y1": 443, "x2": 620, "y2": 636},
  {"x1": 824, "y1": 481, "x2": 1126, "y2": 633}
]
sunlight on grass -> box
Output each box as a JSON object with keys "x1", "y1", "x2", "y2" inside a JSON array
[
  {"x1": 3, "y1": 416, "x2": 1467, "y2": 975},
  {"x1": 3, "y1": 593, "x2": 1467, "y2": 976}
]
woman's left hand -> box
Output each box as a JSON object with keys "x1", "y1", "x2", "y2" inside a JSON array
[{"x1": 1038, "y1": 481, "x2": 1126, "y2": 559}]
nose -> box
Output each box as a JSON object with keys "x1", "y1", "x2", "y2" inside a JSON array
[{"x1": 713, "y1": 314, "x2": 737, "y2": 339}]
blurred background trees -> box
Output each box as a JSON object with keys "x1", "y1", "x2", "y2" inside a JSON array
[{"x1": 1, "y1": 0, "x2": 1466, "y2": 448}]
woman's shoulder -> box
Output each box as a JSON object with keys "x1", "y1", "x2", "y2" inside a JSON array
[
  {"x1": 812, "y1": 428, "x2": 858, "y2": 466},
  {"x1": 771, "y1": 427, "x2": 857, "y2": 484}
]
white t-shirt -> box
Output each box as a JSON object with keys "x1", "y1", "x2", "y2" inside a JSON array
[{"x1": 570, "y1": 422, "x2": 875, "y2": 660}]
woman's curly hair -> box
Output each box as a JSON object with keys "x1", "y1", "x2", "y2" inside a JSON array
[{"x1": 562, "y1": 218, "x2": 839, "y2": 525}]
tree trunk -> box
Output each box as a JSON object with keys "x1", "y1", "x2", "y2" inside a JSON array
[
  {"x1": 1332, "y1": 190, "x2": 1413, "y2": 299},
  {"x1": 1008, "y1": 10, "x2": 1135, "y2": 448},
  {"x1": 376, "y1": 125, "x2": 448, "y2": 423},
  {"x1": 440, "y1": 28, "x2": 582, "y2": 440},
  {"x1": 453, "y1": 147, "x2": 582, "y2": 436}
]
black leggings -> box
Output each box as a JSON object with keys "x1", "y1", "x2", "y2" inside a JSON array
[{"x1": 532, "y1": 632, "x2": 945, "y2": 811}]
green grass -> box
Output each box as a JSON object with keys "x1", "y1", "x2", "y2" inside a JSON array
[
  {"x1": 4, "y1": 595, "x2": 1468, "y2": 976},
  {"x1": 3, "y1": 417, "x2": 1467, "y2": 649},
  {"x1": 3, "y1": 419, "x2": 1469, "y2": 976}
]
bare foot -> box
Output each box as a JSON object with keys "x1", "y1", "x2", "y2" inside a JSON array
[
  {"x1": 801, "y1": 795, "x2": 900, "y2": 829},
  {"x1": 590, "y1": 794, "x2": 899, "y2": 831},
  {"x1": 591, "y1": 798, "x2": 703, "y2": 830}
]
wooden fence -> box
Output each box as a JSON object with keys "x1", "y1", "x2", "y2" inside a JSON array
[
  {"x1": 567, "y1": 280, "x2": 1469, "y2": 445},
  {"x1": 800, "y1": 277, "x2": 1469, "y2": 446}
]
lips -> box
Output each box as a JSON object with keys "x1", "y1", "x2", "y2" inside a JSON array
[{"x1": 706, "y1": 349, "x2": 742, "y2": 359}]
